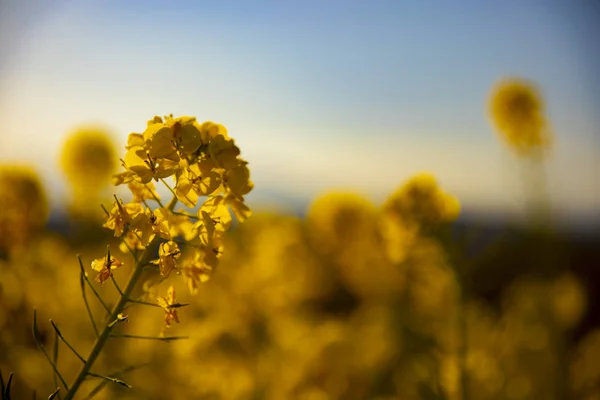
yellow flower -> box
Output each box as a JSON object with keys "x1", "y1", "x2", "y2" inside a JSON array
[
  {"x1": 198, "y1": 121, "x2": 229, "y2": 143},
  {"x1": 225, "y1": 194, "x2": 252, "y2": 223},
  {"x1": 165, "y1": 115, "x2": 203, "y2": 155},
  {"x1": 123, "y1": 146, "x2": 179, "y2": 184},
  {"x1": 157, "y1": 285, "x2": 180, "y2": 327},
  {"x1": 383, "y1": 173, "x2": 460, "y2": 230},
  {"x1": 151, "y1": 241, "x2": 181, "y2": 277},
  {"x1": 91, "y1": 254, "x2": 123, "y2": 284},
  {"x1": 488, "y1": 78, "x2": 552, "y2": 157},
  {"x1": 209, "y1": 134, "x2": 240, "y2": 169},
  {"x1": 103, "y1": 199, "x2": 143, "y2": 237},
  {"x1": 175, "y1": 162, "x2": 221, "y2": 208},
  {"x1": 126, "y1": 132, "x2": 145, "y2": 149},
  {"x1": 130, "y1": 207, "x2": 173, "y2": 246},
  {"x1": 223, "y1": 163, "x2": 253, "y2": 198},
  {"x1": 59, "y1": 126, "x2": 118, "y2": 189},
  {"x1": 143, "y1": 122, "x2": 180, "y2": 161},
  {"x1": 198, "y1": 196, "x2": 232, "y2": 232}
]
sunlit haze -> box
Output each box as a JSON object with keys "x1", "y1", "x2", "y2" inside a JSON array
[{"x1": 1, "y1": 0, "x2": 598, "y2": 228}]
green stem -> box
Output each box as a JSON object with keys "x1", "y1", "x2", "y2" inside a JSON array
[
  {"x1": 52, "y1": 330, "x2": 60, "y2": 399},
  {"x1": 77, "y1": 257, "x2": 111, "y2": 314},
  {"x1": 110, "y1": 334, "x2": 188, "y2": 341},
  {"x1": 172, "y1": 211, "x2": 199, "y2": 220},
  {"x1": 83, "y1": 363, "x2": 150, "y2": 400},
  {"x1": 80, "y1": 268, "x2": 99, "y2": 337},
  {"x1": 62, "y1": 195, "x2": 178, "y2": 400},
  {"x1": 50, "y1": 320, "x2": 87, "y2": 364},
  {"x1": 126, "y1": 299, "x2": 162, "y2": 308}
]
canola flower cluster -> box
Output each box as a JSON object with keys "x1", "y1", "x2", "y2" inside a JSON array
[
  {"x1": 101, "y1": 114, "x2": 253, "y2": 301},
  {"x1": 1, "y1": 114, "x2": 254, "y2": 400}
]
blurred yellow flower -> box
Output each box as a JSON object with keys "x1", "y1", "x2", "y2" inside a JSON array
[
  {"x1": 59, "y1": 126, "x2": 119, "y2": 189},
  {"x1": 383, "y1": 173, "x2": 460, "y2": 230},
  {"x1": 307, "y1": 192, "x2": 376, "y2": 253},
  {"x1": 488, "y1": 78, "x2": 552, "y2": 157},
  {"x1": 0, "y1": 165, "x2": 49, "y2": 252},
  {"x1": 182, "y1": 250, "x2": 215, "y2": 294}
]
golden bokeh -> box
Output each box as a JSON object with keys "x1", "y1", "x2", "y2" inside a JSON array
[
  {"x1": 488, "y1": 78, "x2": 553, "y2": 157},
  {"x1": 59, "y1": 126, "x2": 119, "y2": 191},
  {"x1": 0, "y1": 165, "x2": 49, "y2": 254}
]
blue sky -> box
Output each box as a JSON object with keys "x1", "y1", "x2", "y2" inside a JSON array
[{"x1": 0, "y1": 0, "x2": 598, "y2": 225}]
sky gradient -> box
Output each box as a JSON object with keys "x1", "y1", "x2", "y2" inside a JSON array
[{"x1": 1, "y1": 0, "x2": 599, "y2": 226}]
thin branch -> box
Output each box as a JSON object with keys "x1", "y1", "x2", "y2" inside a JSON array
[
  {"x1": 32, "y1": 310, "x2": 69, "y2": 391},
  {"x1": 126, "y1": 298, "x2": 189, "y2": 309},
  {"x1": 79, "y1": 266, "x2": 99, "y2": 337},
  {"x1": 110, "y1": 334, "x2": 188, "y2": 342},
  {"x1": 172, "y1": 211, "x2": 199, "y2": 220},
  {"x1": 125, "y1": 299, "x2": 162, "y2": 308},
  {"x1": 159, "y1": 178, "x2": 178, "y2": 200},
  {"x1": 50, "y1": 320, "x2": 87, "y2": 364},
  {"x1": 86, "y1": 373, "x2": 131, "y2": 388},
  {"x1": 83, "y1": 363, "x2": 150, "y2": 400},
  {"x1": 171, "y1": 238, "x2": 202, "y2": 249},
  {"x1": 109, "y1": 275, "x2": 123, "y2": 296},
  {"x1": 52, "y1": 330, "x2": 60, "y2": 399},
  {"x1": 142, "y1": 199, "x2": 153, "y2": 210},
  {"x1": 146, "y1": 184, "x2": 164, "y2": 208},
  {"x1": 77, "y1": 256, "x2": 111, "y2": 314}
]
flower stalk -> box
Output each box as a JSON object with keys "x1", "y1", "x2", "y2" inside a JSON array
[{"x1": 62, "y1": 194, "x2": 177, "y2": 400}]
